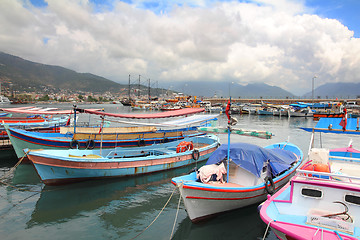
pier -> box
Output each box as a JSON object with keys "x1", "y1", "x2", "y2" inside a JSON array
[{"x1": 204, "y1": 98, "x2": 359, "y2": 105}]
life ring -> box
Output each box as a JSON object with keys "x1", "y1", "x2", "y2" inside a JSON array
[
  {"x1": 70, "y1": 140, "x2": 79, "y2": 149},
  {"x1": 85, "y1": 139, "x2": 96, "y2": 149},
  {"x1": 176, "y1": 141, "x2": 194, "y2": 153},
  {"x1": 264, "y1": 176, "x2": 275, "y2": 195},
  {"x1": 192, "y1": 149, "x2": 200, "y2": 161}
]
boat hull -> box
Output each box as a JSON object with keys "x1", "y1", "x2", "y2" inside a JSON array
[
  {"x1": 6, "y1": 126, "x2": 204, "y2": 160},
  {"x1": 27, "y1": 135, "x2": 219, "y2": 185},
  {"x1": 175, "y1": 168, "x2": 297, "y2": 222}
]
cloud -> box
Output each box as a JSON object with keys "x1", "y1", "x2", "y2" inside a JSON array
[{"x1": 0, "y1": 0, "x2": 359, "y2": 95}]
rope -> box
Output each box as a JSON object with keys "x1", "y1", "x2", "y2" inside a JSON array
[
  {"x1": 0, "y1": 150, "x2": 64, "y2": 193},
  {"x1": 0, "y1": 150, "x2": 30, "y2": 181},
  {"x1": 170, "y1": 189, "x2": 182, "y2": 239},
  {"x1": 130, "y1": 186, "x2": 177, "y2": 240},
  {"x1": 262, "y1": 219, "x2": 274, "y2": 240}
]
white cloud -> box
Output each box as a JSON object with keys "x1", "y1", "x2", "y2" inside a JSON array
[{"x1": 0, "y1": 0, "x2": 359, "y2": 95}]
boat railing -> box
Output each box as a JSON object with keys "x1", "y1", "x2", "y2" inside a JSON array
[{"x1": 296, "y1": 169, "x2": 360, "y2": 183}]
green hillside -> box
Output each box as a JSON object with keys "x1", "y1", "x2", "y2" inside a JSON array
[{"x1": 0, "y1": 52, "x2": 125, "y2": 93}]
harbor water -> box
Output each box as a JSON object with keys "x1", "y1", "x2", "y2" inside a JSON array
[{"x1": 0, "y1": 103, "x2": 359, "y2": 240}]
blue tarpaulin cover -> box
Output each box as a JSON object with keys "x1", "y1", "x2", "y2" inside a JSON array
[{"x1": 206, "y1": 143, "x2": 298, "y2": 177}]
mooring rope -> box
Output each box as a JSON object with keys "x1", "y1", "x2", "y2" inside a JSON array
[
  {"x1": 262, "y1": 219, "x2": 274, "y2": 240},
  {"x1": 170, "y1": 188, "x2": 182, "y2": 239},
  {"x1": 0, "y1": 150, "x2": 30, "y2": 181},
  {"x1": 130, "y1": 185, "x2": 177, "y2": 240},
  {"x1": 0, "y1": 151, "x2": 62, "y2": 193}
]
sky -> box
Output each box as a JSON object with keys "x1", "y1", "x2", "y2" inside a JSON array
[{"x1": 0, "y1": 0, "x2": 360, "y2": 95}]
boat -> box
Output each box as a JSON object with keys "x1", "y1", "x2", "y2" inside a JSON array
[
  {"x1": 0, "y1": 106, "x2": 89, "y2": 141},
  {"x1": 301, "y1": 116, "x2": 360, "y2": 135},
  {"x1": 0, "y1": 95, "x2": 11, "y2": 104},
  {"x1": 196, "y1": 126, "x2": 273, "y2": 139},
  {"x1": 313, "y1": 112, "x2": 344, "y2": 120},
  {"x1": 6, "y1": 108, "x2": 216, "y2": 160},
  {"x1": 257, "y1": 107, "x2": 274, "y2": 115},
  {"x1": 259, "y1": 137, "x2": 360, "y2": 239},
  {"x1": 6, "y1": 125, "x2": 207, "y2": 160},
  {"x1": 171, "y1": 141, "x2": 303, "y2": 222},
  {"x1": 289, "y1": 106, "x2": 315, "y2": 117},
  {"x1": 25, "y1": 134, "x2": 220, "y2": 185},
  {"x1": 171, "y1": 97, "x2": 302, "y2": 222}
]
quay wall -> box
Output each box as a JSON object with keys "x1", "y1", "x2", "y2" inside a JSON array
[{"x1": 203, "y1": 98, "x2": 359, "y2": 105}]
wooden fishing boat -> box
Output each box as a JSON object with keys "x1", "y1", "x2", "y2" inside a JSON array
[
  {"x1": 26, "y1": 134, "x2": 220, "y2": 185},
  {"x1": 196, "y1": 126, "x2": 273, "y2": 139},
  {"x1": 313, "y1": 112, "x2": 344, "y2": 120},
  {"x1": 6, "y1": 108, "x2": 216, "y2": 160},
  {"x1": 260, "y1": 137, "x2": 360, "y2": 239},
  {"x1": 171, "y1": 141, "x2": 303, "y2": 222},
  {"x1": 6, "y1": 125, "x2": 205, "y2": 160},
  {"x1": 301, "y1": 117, "x2": 360, "y2": 135}
]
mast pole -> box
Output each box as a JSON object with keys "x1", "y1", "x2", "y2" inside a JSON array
[
  {"x1": 148, "y1": 78, "x2": 150, "y2": 102},
  {"x1": 138, "y1": 75, "x2": 141, "y2": 98},
  {"x1": 128, "y1": 74, "x2": 131, "y2": 100},
  {"x1": 226, "y1": 98, "x2": 231, "y2": 183}
]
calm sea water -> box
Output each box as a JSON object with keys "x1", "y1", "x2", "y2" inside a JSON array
[{"x1": 0, "y1": 103, "x2": 359, "y2": 240}]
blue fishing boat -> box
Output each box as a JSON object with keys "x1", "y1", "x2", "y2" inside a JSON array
[
  {"x1": 301, "y1": 117, "x2": 360, "y2": 134},
  {"x1": 25, "y1": 134, "x2": 220, "y2": 185},
  {"x1": 5, "y1": 110, "x2": 217, "y2": 160}
]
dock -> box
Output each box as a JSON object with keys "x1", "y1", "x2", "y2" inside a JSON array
[{"x1": 0, "y1": 138, "x2": 12, "y2": 150}]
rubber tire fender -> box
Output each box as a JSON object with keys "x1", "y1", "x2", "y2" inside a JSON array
[
  {"x1": 192, "y1": 149, "x2": 200, "y2": 161},
  {"x1": 70, "y1": 139, "x2": 79, "y2": 149},
  {"x1": 85, "y1": 139, "x2": 96, "y2": 149},
  {"x1": 264, "y1": 176, "x2": 275, "y2": 195}
]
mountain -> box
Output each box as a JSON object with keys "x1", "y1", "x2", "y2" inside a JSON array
[
  {"x1": 169, "y1": 81, "x2": 296, "y2": 98},
  {"x1": 0, "y1": 52, "x2": 126, "y2": 93},
  {"x1": 302, "y1": 82, "x2": 360, "y2": 99},
  {"x1": 1, "y1": 52, "x2": 358, "y2": 99}
]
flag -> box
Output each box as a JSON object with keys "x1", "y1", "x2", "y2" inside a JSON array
[
  {"x1": 225, "y1": 99, "x2": 231, "y2": 122},
  {"x1": 65, "y1": 115, "x2": 71, "y2": 126},
  {"x1": 339, "y1": 108, "x2": 347, "y2": 130}
]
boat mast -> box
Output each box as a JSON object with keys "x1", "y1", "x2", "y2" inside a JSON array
[
  {"x1": 148, "y1": 78, "x2": 150, "y2": 102},
  {"x1": 138, "y1": 75, "x2": 141, "y2": 99},
  {"x1": 226, "y1": 98, "x2": 231, "y2": 183},
  {"x1": 128, "y1": 74, "x2": 131, "y2": 101}
]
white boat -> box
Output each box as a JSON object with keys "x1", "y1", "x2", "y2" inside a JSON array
[
  {"x1": 0, "y1": 95, "x2": 11, "y2": 104},
  {"x1": 289, "y1": 106, "x2": 315, "y2": 117},
  {"x1": 260, "y1": 130, "x2": 360, "y2": 239},
  {"x1": 171, "y1": 141, "x2": 303, "y2": 222}
]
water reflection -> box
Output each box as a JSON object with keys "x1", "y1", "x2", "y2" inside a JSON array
[{"x1": 28, "y1": 164, "x2": 200, "y2": 228}]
